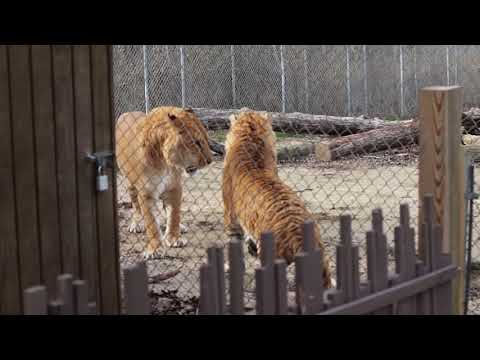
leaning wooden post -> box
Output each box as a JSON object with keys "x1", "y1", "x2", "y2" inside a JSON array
[{"x1": 418, "y1": 85, "x2": 465, "y2": 315}]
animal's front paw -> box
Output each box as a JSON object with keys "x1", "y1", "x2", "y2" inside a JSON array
[
  {"x1": 164, "y1": 235, "x2": 188, "y2": 248},
  {"x1": 128, "y1": 221, "x2": 145, "y2": 233},
  {"x1": 143, "y1": 242, "x2": 165, "y2": 260},
  {"x1": 180, "y1": 223, "x2": 188, "y2": 234},
  {"x1": 159, "y1": 224, "x2": 187, "y2": 233}
]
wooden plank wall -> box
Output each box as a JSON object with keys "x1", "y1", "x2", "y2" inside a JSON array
[{"x1": 0, "y1": 45, "x2": 120, "y2": 315}]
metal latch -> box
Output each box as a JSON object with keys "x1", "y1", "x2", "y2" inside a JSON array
[
  {"x1": 466, "y1": 192, "x2": 479, "y2": 201},
  {"x1": 85, "y1": 151, "x2": 114, "y2": 192},
  {"x1": 465, "y1": 163, "x2": 479, "y2": 201}
]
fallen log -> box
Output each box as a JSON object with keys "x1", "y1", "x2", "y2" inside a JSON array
[
  {"x1": 208, "y1": 139, "x2": 226, "y2": 155},
  {"x1": 208, "y1": 138, "x2": 316, "y2": 162},
  {"x1": 194, "y1": 107, "x2": 402, "y2": 135},
  {"x1": 205, "y1": 107, "x2": 480, "y2": 162},
  {"x1": 148, "y1": 270, "x2": 181, "y2": 283},
  {"x1": 197, "y1": 107, "x2": 480, "y2": 137},
  {"x1": 315, "y1": 120, "x2": 419, "y2": 161},
  {"x1": 462, "y1": 108, "x2": 480, "y2": 135}
]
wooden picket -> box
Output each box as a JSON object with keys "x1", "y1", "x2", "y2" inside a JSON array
[
  {"x1": 199, "y1": 194, "x2": 458, "y2": 315},
  {"x1": 22, "y1": 194, "x2": 457, "y2": 316},
  {"x1": 23, "y1": 262, "x2": 149, "y2": 315}
]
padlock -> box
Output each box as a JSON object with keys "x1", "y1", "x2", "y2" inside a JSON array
[{"x1": 96, "y1": 165, "x2": 109, "y2": 192}]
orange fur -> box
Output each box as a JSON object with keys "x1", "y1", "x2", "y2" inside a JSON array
[
  {"x1": 222, "y1": 111, "x2": 332, "y2": 288},
  {"x1": 116, "y1": 107, "x2": 213, "y2": 259}
]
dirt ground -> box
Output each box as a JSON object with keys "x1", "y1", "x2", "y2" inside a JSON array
[{"x1": 116, "y1": 136, "x2": 480, "y2": 315}]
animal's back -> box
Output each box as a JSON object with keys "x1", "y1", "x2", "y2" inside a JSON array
[
  {"x1": 232, "y1": 168, "x2": 315, "y2": 262},
  {"x1": 223, "y1": 111, "x2": 332, "y2": 287}
]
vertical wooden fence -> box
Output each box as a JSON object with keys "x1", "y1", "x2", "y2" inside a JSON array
[
  {"x1": 199, "y1": 196, "x2": 458, "y2": 315},
  {"x1": 0, "y1": 45, "x2": 120, "y2": 315}
]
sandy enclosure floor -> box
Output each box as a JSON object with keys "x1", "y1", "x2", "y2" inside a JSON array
[{"x1": 116, "y1": 142, "x2": 480, "y2": 315}]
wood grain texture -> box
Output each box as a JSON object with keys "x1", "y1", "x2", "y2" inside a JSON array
[
  {"x1": 72, "y1": 45, "x2": 99, "y2": 302},
  {"x1": 418, "y1": 86, "x2": 464, "y2": 314},
  {"x1": 0, "y1": 44, "x2": 21, "y2": 314},
  {"x1": 31, "y1": 45, "x2": 62, "y2": 301},
  {"x1": 52, "y1": 45, "x2": 80, "y2": 277},
  {"x1": 91, "y1": 45, "x2": 120, "y2": 314},
  {"x1": 0, "y1": 45, "x2": 119, "y2": 314},
  {"x1": 9, "y1": 45, "x2": 41, "y2": 290}
]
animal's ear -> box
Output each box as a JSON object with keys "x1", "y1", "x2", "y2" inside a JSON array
[
  {"x1": 167, "y1": 113, "x2": 177, "y2": 121},
  {"x1": 260, "y1": 111, "x2": 272, "y2": 124},
  {"x1": 229, "y1": 114, "x2": 237, "y2": 125},
  {"x1": 184, "y1": 107, "x2": 194, "y2": 113}
]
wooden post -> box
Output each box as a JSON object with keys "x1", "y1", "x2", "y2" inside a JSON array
[{"x1": 418, "y1": 86, "x2": 465, "y2": 315}]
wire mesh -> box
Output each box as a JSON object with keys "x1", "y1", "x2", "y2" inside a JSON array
[{"x1": 112, "y1": 45, "x2": 480, "y2": 314}]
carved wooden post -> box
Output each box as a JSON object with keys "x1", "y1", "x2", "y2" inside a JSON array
[{"x1": 418, "y1": 85, "x2": 465, "y2": 314}]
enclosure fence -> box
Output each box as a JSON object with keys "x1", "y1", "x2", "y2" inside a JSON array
[
  {"x1": 113, "y1": 45, "x2": 480, "y2": 119},
  {"x1": 112, "y1": 45, "x2": 480, "y2": 315}
]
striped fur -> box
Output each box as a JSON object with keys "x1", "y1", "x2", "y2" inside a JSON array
[{"x1": 222, "y1": 111, "x2": 332, "y2": 288}]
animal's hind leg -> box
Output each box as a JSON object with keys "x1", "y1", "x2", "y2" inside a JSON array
[
  {"x1": 223, "y1": 182, "x2": 244, "y2": 240},
  {"x1": 128, "y1": 185, "x2": 145, "y2": 233}
]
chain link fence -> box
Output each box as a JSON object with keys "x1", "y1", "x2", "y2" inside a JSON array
[{"x1": 112, "y1": 45, "x2": 480, "y2": 314}]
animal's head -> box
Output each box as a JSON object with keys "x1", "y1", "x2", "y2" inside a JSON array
[
  {"x1": 143, "y1": 106, "x2": 213, "y2": 174},
  {"x1": 225, "y1": 111, "x2": 277, "y2": 173},
  {"x1": 227, "y1": 110, "x2": 275, "y2": 146}
]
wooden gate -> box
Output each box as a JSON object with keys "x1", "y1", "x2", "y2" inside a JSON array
[{"x1": 0, "y1": 45, "x2": 120, "y2": 314}]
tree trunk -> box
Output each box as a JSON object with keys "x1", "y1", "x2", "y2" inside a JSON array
[
  {"x1": 197, "y1": 107, "x2": 480, "y2": 136},
  {"x1": 208, "y1": 138, "x2": 316, "y2": 162},
  {"x1": 205, "y1": 107, "x2": 480, "y2": 162},
  {"x1": 194, "y1": 107, "x2": 402, "y2": 135},
  {"x1": 462, "y1": 108, "x2": 480, "y2": 135},
  {"x1": 315, "y1": 120, "x2": 419, "y2": 161},
  {"x1": 208, "y1": 139, "x2": 226, "y2": 155}
]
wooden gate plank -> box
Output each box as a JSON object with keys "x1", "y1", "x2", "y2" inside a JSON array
[
  {"x1": 52, "y1": 45, "x2": 80, "y2": 277},
  {"x1": 91, "y1": 45, "x2": 120, "y2": 314},
  {"x1": 8, "y1": 45, "x2": 41, "y2": 290},
  {"x1": 0, "y1": 45, "x2": 21, "y2": 314},
  {"x1": 31, "y1": 45, "x2": 62, "y2": 300},
  {"x1": 72, "y1": 45, "x2": 99, "y2": 302}
]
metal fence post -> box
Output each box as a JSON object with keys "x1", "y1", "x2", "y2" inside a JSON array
[
  {"x1": 230, "y1": 45, "x2": 236, "y2": 108},
  {"x1": 454, "y1": 45, "x2": 458, "y2": 85},
  {"x1": 303, "y1": 47, "x2": 309, "y2": 113},
  {"x1": 399, "y1": 45, "x2": 404, "y2": 117},
  {"x1": 142, "y1": 45, "x2": 150, "y2": 113},
  {"x1": 363, "y1": 45, "x2": 368, "y2": 115},
  {"x1": 346, "y1": 45, "x2": 351, "y2": 116},
  {"x1": 280, "y1": 45, "x2": 286, "y2": 113},
  {"x1": 413, "y1": 46, "x2": 418, "y2": 97},
  {"x1": 180, "y1": 45, "x2": 186, "y2": 107},
  {"x1": 446, "y1": 45, "x2": 450, "y2": 86}
]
